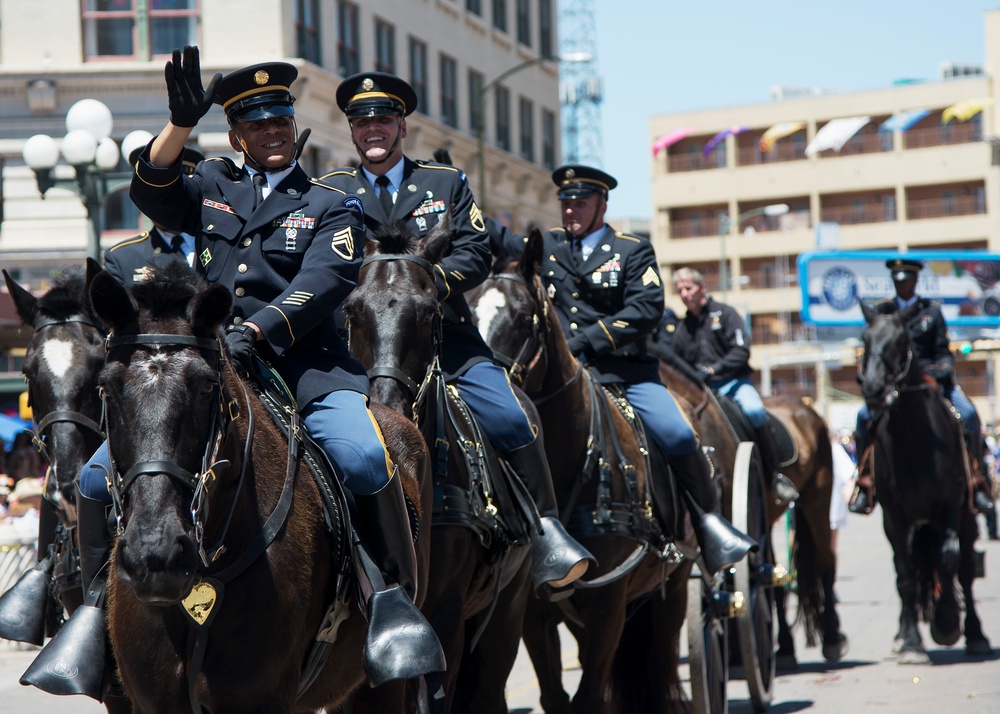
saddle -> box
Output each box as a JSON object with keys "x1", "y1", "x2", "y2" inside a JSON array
[{"x1": 712, "y1": 393, "x2": 797, "y2": 468}]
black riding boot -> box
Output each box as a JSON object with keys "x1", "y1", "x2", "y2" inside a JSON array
[
  {"x1": 0, "y1": 496, "x2": 59, "y2": 645},
  {"x1": 669, "y1": 449, "x2": 757, "y2": 576},
  {"x1": 352, "y1": 470, "x2": 445, "y2": 687},
  {"x1": 849, "y1": 428, "x2": 874, "y2": 514},
  {"x1": 754, "y1": 419, "x2": 799, "y2": 508},
  {"x1": 966, "y1": 433, "x2": 996, "y2": 515},
  {"x1": 21, "y1": 485, "x2": 112, "y2": 700},
  {"x1": 503, "y1": 439, "x2": 596, "y2": 592}
]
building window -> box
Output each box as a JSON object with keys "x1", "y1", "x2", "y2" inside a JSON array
[
  {"x1": 469, "y1": 69, "x2": 484, "y2": 137},
  {"x1": 337, "y1": 1, "x2": 360, "y2": 76},
  {"x1": 538, "y1": 0, "x2": 553, "y2": 57},
  {"x1": 374, "y1": 18, "x2": 395, "y2": 73},
  {"x1": 440, "y1": 53, "x2": 458, "y2": 128},
  {"x1": 541, "y1": 108, "x2": 556, "y2": 169},
  {"x1": 495, "y1": 85, "x2": 511, "y2": 151},
  {"x1": 295, "y1": 0, "x2": 321, "y2": 64},
  {"x1": 519, "y1": 96, "x2": 534, "y2": 162},
  {"x1": 83, "y1": 0, "x2": 199, "y2": 60},
  {"x1": 492, "y1": 0, "x2": 507, "y2": 32},
  {"x1": 467, "y1": 0, "x2": 481, "y2": 14},
  {"x1": 516, "y1": 0, "x2": 531, "y2": 47},
  {"x1": 409, "y1": 37, "x2": 428, "y2": 115}
]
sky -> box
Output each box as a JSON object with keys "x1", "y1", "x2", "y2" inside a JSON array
[{"x1": 588, "y1": 2, "x2": 1000, "y2": 219}]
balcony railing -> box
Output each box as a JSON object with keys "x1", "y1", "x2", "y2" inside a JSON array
[
  {"x1": 667, "y1": 151, "x2": 726, "y2": 173},
  {"x1": 906, "y1": 194, "x2": 986, "y2": 220},
  {"x1": 737, "y1": 142, "x2": 806, "y2": 166},
  {"x1": 818, "y1": 131, "x2": 892, "y2": 157},
  {"x1": 819, "y1": 202, "x2": 897, "y2": 225},
  {"x1": 902, "y1": 122, "x2": 982, "y2": 149},
  {"x1": 669, "y1": 217, "x2": 721, "y2": 239}
]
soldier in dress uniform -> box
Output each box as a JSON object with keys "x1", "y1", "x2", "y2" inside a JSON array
[
  {"x1": 540, "y1": 164, "x2": 756, "y2": 575},
  {"x1": 320, "y1": 71, "x2": 594, "y2": 595},
  {"x1": 670, "y1": 267, "x2": 800, "y2": 507},
  {"x1": 851, "y1": 257, "x2": 995, "y2": 515},
  {"x1": 102, "y1": 145, "x2": 205, "y2": 285},
  {"x1": 30, "y1": 47, "x2": 442, "y2": 697}
]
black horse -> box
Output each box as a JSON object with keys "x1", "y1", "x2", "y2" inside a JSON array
[
  {"x1": 87, "y1": 263, "x2": 433, "y2": 712},
  {"x1": 859, "y1": 301, "x2": 991, "y2": 662},
  {"x1": 343, "y1": 217, "x2": 532, "y2": 713},
  {"x1": 0, "y1": 269, "x2": 106, "y2": 634}
]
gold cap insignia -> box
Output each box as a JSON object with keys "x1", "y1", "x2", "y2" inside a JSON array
[
  {"x1": 254, "y1": 70, "x2": 269, "y2": 85},
  {"x1": 362, "y1": 78, "x2": 374, "y2": 91},
  {"x1": 565, "y1": 168, "x2": 576, "y2": 179}
]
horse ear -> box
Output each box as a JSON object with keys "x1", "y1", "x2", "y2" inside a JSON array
[
  {"x1": 859, "y1": 298, "x2": 876, "y2": 325},
  {"x1": 90, "y1": 270, "x2": 138, "y2": 331},
  {"x1": 421, "y1": 208, "x2": 453, "y2": 263},
  {"x1": 2, "y1": 269, "x2": 39, "y2": 326},
  {"x1": 83, "y1": 258, "x2": 104, "y2": 314},
  {"x1": 189, "y1": 284, "x2": 233, "y2": 337},
  {"x1": 520, "y1": 229, "x2": 544, "y2": 280}
]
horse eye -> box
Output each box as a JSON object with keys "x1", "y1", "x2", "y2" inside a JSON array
[{"x1": 200, "y1": 380, "x2": 216, "y2": 396}]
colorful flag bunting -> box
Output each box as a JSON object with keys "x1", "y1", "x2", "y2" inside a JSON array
[
  {"x1": 804, "y1": 116, "x2": 870, "y2": 157},
  {"x1": 758, "y1": 122, "x2": 805, "y2": 152}
]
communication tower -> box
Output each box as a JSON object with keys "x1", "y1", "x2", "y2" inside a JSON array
[{"x1": 558, "y1": 0, "x2": 603, "y2": 167}]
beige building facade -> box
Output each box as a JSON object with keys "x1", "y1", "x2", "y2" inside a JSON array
[{"x1": 650, "y1": 10, "x2": 1000, "y2": 429}]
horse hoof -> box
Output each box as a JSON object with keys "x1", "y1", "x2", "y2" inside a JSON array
[
  {"x1": 897, "y1": 649, "x2": 930, "y2": 665},
  {"x1": 966, "y1": 637, "x2": 993, "y2": 657},
  {"x1": 823, "y1": 633, "x2": 849, "y2": 662},
  {"x1": 775, "y1": 654, "x2": 798, "y2": 672},
  {"x1": 892, "y1": 637, "x2": 904, "y2": 654}
]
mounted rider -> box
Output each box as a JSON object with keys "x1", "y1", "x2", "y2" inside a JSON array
[
  {"x1": 318, "y1": 71, "x2": 595, "y2": 596},
  {"x1": 538, "y1": 164, "x2": 757, "y2": 575},
  {"x1": 670, "y1": 267, "x2": 800, "y2": 508},
  {"x1": 851, "y1": 257, "x2": 995, "y2": 515}
]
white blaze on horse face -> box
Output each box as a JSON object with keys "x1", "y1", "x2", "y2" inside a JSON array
[
  {"x1": 42, "y1": 339, "x2": 75, "y2": 379},
  {"x1": 475, "y1": 287, "x2": 507, "y2": 342}
]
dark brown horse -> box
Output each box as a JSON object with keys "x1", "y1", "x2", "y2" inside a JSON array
[
  {"x1": 468, "y1": 231, "x2": 697, "y2": 713},
  {"x1": 859, "y1": 302, "x2": 990, "y2": 662},
  {"x1": 88, "y1": 263, "x2": 432, "y2": 712},
  {"x1": 0, "y1": 268, "x2": 109, "y2": 656},
  {"x1": 343, "y1": 217, "x2": 531, "y2": 713}
]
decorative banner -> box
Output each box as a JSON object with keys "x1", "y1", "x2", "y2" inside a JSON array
[
  {"x1": 702, "y1": 126, "x2": 748, "y2": 156},
  {"x1": 878, "y1": 108, "x2": 930, "y2": 133},
  {"x1": 799, "y1": 250, "x2": 1000, "y2": 327},
  {"x1": 941, "y1": 97, "x2": 993, "y2": 124},
  {"x1": 652, "y1": 127, "x2": 693, "y2": 156},
  {"x1": 758, "y1": 121, "x2": 805, "y2": 152},
  {"x1": 804, "y1": 116, "x2": 870, "y2": 156}
]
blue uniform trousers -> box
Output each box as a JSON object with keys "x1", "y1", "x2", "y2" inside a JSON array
[
  {"x1": 453, "y1": 361, "x2": 536, "y2": 452},
  {"x1": 708, "y1": 377, "x2": 767, "y2": 429},
  {"x1": 624, "y1": 380, "x2": 700, "y2": 457}
]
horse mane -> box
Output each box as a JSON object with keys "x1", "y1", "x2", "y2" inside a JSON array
[
  {"x1": 490, "y1": 242, "x2": 524, "y2": 276},
  {"x1": 37, "y1": 267, "x2": 91, "y2": 319},
  {"x1": 369, "y1": 221, "x2": 422, "y2": 257},
  {"x1": 127, "y1": 262, "x2": 208, "y2": 321}
]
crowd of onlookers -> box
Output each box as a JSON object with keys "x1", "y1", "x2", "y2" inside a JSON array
[{"x1": 0, "y1": 431, "x2": 46, "y2": 520}]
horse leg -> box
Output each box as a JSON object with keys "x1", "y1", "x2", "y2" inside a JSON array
[
  {"x1": 523, "y1": 597, "x2": 571, "y2": 714},
  {"x1": 958, "y1": 511, "x2": 991, "y2": 656},
  {"x1": 452, "y1": 561, "x2": 531, "y2": 714},
  {"x1": 773, "y1": 584, "x2": 797, "y2": 670},
  {"x1": 883, "y1": 517, "x2": 927, "y2": 664},
  {"x1": 930, "y1": 526, "x2": 962, "y2": 647},
  {"x1": 569, "y1": 585, "x2": 628, "y2": 714}
]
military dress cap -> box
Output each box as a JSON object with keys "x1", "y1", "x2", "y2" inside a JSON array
[
  {"x1": 552, "y1": 164, "x2": 617, "y2": 200},
  {"x1": 336, "y1": 71, "x2": 418, "y2": 118},
  {"x1": 129, "y1": 145, "x2": 205, "y2": 177},
  {"x1": 886, "y1": 257, "x2": 924, "y2": 281},
  {"x1": 213, "y1": 62, "x2": 298, "y2": 123}
]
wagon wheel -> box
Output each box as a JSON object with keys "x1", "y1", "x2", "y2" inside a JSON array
[
  {"x1": 731, "y1": 441, "x2": 776, "y2": 712},
  {"x1": 687, "y1": 573, "x2": 729, "y2": 714}
]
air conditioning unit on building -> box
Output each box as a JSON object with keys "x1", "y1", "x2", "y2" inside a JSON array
[{"x1": 940, "y1": 62, "x2": 984, "y2": 79}]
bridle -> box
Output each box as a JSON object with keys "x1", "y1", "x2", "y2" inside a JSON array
[
  {"x1": 485, "y1": 271, "x2": 549, "y2": 389},
  {"x1": 859, "y1": 317, "x2": 917, "y2": 410},
  {"x1": 357, "y1": 253, "x2": 442, "y2": 405},
  {"x1": 102, "y1": 331, "x2": 245, "y2": 569},
  {"x1": 27, "y1": 315, "x2": 107, "y2": 462}
]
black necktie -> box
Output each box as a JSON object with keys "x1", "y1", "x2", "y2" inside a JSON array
[
  {"x1": 375, "y1": 175, "x2": 393, "y2": 216},
  {"x1": 571, "y1": 238, "x2": 583, "y2": 263},
  {"x1": 252, "y1": 173, "x2": 266, "y2": 209}
]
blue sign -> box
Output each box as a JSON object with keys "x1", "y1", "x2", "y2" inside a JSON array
[{"x1": 799, "y1": 250, "x2": 1000, "y2": 326}]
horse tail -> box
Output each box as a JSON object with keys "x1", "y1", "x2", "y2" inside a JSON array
[
  {"x1": 912, "y1": 524, "x2": 937, "y2": 622},
  {"x1": 792, "y1": 504, "x2": 823, "y2": 647}
]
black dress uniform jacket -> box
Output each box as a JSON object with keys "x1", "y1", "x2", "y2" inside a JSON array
[
  {"x1": 130, "y1": 149, "x2": 369, "y2": 407},
  {"x1": 103, "y1": 228, "x2": 189, "y2": 287},
  {"x1": 672, "y1": 297, "x2": 752, "y2": 382},
  {"x1": 319, "y1": 158, "x2": 493, "y2": 378},
  {"x1": 541, "y1": 226, "x2": 663, "y2": 385},
  {"x1": 873, "y1": 297, "x2": 954, "y2": 384}
]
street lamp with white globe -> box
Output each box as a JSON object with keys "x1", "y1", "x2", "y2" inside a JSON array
[{"x1": 21, "y1": 99, "x2": 149, "y2": 262}]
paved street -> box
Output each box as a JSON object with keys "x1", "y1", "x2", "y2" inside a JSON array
[{"x1": 2, "y1": 506, "x2": 998, "y2": 712}]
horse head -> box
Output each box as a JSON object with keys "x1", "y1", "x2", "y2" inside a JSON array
[
  {"x1": 90, "y1": 262, "x2": 235, "y2": 604},
  {"x1": 344, "y1": 213, "x2": 452, "y2": 417},
  {"x1": 2, "y1": 264, "x2": 106, "y2": 526},
  {"x1": 859, "y1": 300, "x2": 920, "y2": 412}
]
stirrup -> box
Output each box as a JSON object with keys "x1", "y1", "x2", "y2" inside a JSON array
[
  {"x1": 773, "y1": 473, "x2": 799, "y2": 508},
  {"x1": 20, "y1": 600, "x2": 108, "y2": 700},
  {"x1": 530, "y1": 516, "x2": 596, "y2": 592},
  {"x1": 0, "y1": 553, "x2": 55, "y2": 646},
  {"x1": 364, "y1": 585, "x2": 446, "y2": 687}
]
